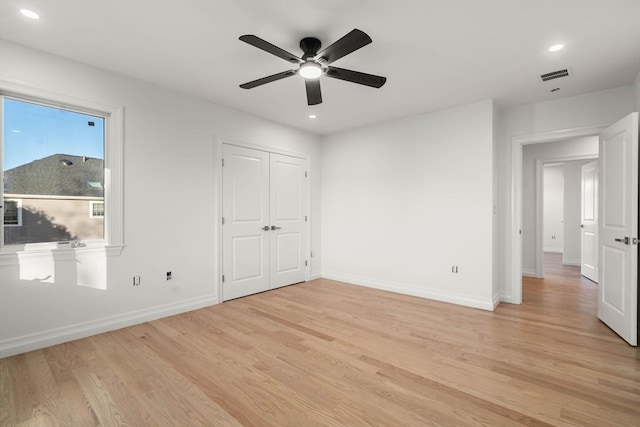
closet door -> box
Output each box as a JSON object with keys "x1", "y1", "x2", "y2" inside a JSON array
[
  {"x1": 270, "y1": 153, "x2": 307, "y2": 289},
  {"x1": 222, "y1": 145, "x2": 270, "y2": 301},
  {"x1": 222, "y1": 145, "x2": 308, "y2": 301}
]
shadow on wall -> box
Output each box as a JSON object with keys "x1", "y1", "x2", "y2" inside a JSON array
[
  {"x1": 3, "y1": 207, "x2": 107, "y2": 290},
  {"x1": 4, "y1": 207, "x2": 78, "y2": 245}
]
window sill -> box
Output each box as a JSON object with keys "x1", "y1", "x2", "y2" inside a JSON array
[{"x1": 0, "y1": 243, "x2": 125, "y2": 266}]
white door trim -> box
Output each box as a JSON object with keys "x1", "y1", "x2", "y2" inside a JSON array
[
  {"x1": 214, "y1": 135, "x2": 311, "y2": 303},
  {"x1": 508, "y1": 125, "x2": 607, "y2": 304}
]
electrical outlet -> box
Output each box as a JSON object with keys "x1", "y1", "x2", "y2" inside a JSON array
[
  {"x1": 133, "y1": 276, "x2": 141, "y2": 286},
  {"x1": 166, "y1": 271, "x2": 172, "y2": 280}
]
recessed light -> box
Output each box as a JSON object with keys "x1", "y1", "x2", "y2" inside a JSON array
[
  {"x1": 20, "y1": 9, "x2": 40, "y2": 20},
  {"x1": 548, "y1": 44, "x2": 564, "y2": 52},
  {"x1": 308, "y1": 114, "x2": 317, "y2": 119}
]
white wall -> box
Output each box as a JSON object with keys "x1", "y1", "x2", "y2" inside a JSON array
[
  {"x1": 543, "y1": 165, "x2": 564, "y2": 253},
  {"x1": 0, "y1": 41, "x2": 322, "y2": 357},
  {"x1": 498, "y1": 86, "x2": 634, "y2": 299},
  {"x1": 321, "y1": 100, "x2": 496, "y2": 310},
  {"x1": 521, "y1": 137, "x2": 598, "y2": 276}
]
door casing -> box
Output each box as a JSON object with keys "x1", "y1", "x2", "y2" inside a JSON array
[{"x1": 508, "y1": 125, "x2": 606, "y2": 304}]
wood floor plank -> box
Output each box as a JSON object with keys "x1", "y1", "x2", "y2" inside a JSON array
[
  {"x1": 0, "y1": 357, "x2": 17, "y2": 425},
  {"x1": 1, "y1": 252, "x2": 639, "y2": 426}
]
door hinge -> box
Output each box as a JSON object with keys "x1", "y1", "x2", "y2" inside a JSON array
[
  {"x1": 222, "y1": 217, "x2": 225, "y2": 225},
  {"x1": 222, "y1": 158, "x2": 225, "y2": 167},
  {"x1": 634, "y1": 238, "x2": 638, "y2": 245},
  {"x1": 305, "y1": 171, "x2": 308, "y2": 178},
  {"x1": 305, "y1": 215, "x2": 308, "y2": 222},
  {"x1": 222, "y1": 275, "x2": 225, "y2": 283},
  {"x1": 305, "y1": 260, "x2": 308, "y2": 267}
]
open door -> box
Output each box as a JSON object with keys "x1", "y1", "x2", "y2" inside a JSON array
[
  {"x1": 597, "y1": 112, "x2": 638, "y2": 346},
  {"x1": 581, "y1": 160, "x2": 598, "y2": 282}
]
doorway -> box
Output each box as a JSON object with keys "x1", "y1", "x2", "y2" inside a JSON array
[
  {"x1": 521, "y1": 137, "x2": 599, "y2": 281},
  {"x1": 539, "y1": 157, "x2": 599, "y2": 280},
  {"x1": 509, "y1": 125, "x2": 605, "y2": 304},
  {"x1": 511, "y1": 115, "x2": 639, "y2": 346}
]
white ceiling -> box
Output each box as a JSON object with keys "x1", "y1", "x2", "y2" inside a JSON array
[{"x1": 1, "y1": 0, "x2": 639, "y2": 135}]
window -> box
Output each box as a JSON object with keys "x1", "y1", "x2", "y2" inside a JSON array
[
  {"x1": 2, "y1": 98, "x2": 105, "y2": 245},
  {"x1": 90, "y1": 201, "x2": 105, "y2": 218},
  {"x1": 1, "y1": 81, "x2": 124, "y2": 258},
  {"x1": 3, "y1": 199, "x2": 21, "y2": 226}
]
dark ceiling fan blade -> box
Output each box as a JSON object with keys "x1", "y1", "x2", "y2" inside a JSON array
[
  {"x1": 305, "y1": 79, "x2": 322, "y2": 105},
  {"x1": 314, "y1": 29, "x2": 372, "y2": 65},
  {"x1": 326, "y1": 66, "x2": 387, "y2": 88},
  {"x1": 240, "y1": 70, "x2": 297, "y2": 89},
  {"x1": 239, "y1": 35, "x2": 303, "y2": 64}
]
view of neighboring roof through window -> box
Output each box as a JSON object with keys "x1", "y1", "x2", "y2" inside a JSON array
[{"x1": 2, "y1": 97, "x2": 106, "y2": 245}]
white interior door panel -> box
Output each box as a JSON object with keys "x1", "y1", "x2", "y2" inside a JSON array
[
  {"x1": 223, "y1": 145, "x2": 308, "y2": 300},
  {"x1": 597, "y1": 113, "x2": 638, "y2": 346}
]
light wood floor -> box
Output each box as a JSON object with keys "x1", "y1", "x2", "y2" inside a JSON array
[{"x1": 1, "y1": 255, "x2": 638, "y2": 426}]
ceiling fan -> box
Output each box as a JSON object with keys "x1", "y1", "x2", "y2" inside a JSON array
[{"x1": 239, "y1": 29, "x2": 387, "y2": 105}]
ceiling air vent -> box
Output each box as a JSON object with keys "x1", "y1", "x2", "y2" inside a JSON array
[{"x1": 539, "y1": 68, "x2": 570, "y2": 82}]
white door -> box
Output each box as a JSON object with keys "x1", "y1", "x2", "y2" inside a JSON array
[
  {"x1": 222, "y1": 145, "x2": 308, "y2": 301},
  {"x1": 270, "y1": 153, "x2": 307, "y2": 289},
  {"x1": 580, "y1": 160, "x2": 598, "y2": 282},
  {"x1": 598, "y1": 112, "x2": 638, "y2": 346},
  {"x1": 222, "y1": 145, "x2": 270, "y2": 300}
]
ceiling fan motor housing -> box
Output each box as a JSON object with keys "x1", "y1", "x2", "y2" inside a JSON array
[{"x1": 300, "y1": 37, "x2": 322, "y2": 60}]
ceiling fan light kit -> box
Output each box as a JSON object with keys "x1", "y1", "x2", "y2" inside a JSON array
[
  {"x1": 299, "y1": 62, "x2": 322, "y2": 79},
  {"x1": 239, "y1": 29, "x2": 387, "y2": 105}
]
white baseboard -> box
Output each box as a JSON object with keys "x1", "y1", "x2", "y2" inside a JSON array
[
  {"x1": 492, "y1": 292, "x2": 501, "y2": 309},
  {"x1": 500, "y1": 293, "x2": 517, "y2": 304},
  {"x1": 563, "y1": 259, "x2": 580, "y2": 266},
  {"x1": 521, "y1": 268, "x2": 537, "y2": 278},
  {"x1": 309, "y1": 270, "x2": 322, "y2": 281},
  {"x1": 320, "y1": 270, "x2": 495, "y2": 311},
  {"x1": 543, "y1": 248, "x2": 563, "y2": 253},
  {"x1": 0, "y1": 294, "x2": 220, "y2": 358}
]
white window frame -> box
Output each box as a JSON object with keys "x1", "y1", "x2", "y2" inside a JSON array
[
  {"x1": 0, "y1": 81, "x2": 124, "y2": 264},
  {"x1": 3, "y1": 199, "x2": 22, "y2": 226},
  {"x1": 89, "y1": 200, "x2": 105, "y2": 218}
]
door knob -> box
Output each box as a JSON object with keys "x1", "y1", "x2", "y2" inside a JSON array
[
  {"x1": 271, "y1": 226, "x2": 282, "y2": 230},
  {"x1": 261, "y1": 226, "x2": 270, "y2": 231},
  {"x1": 614, "y1": 237, "x2": 630, "y2": 245}
]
